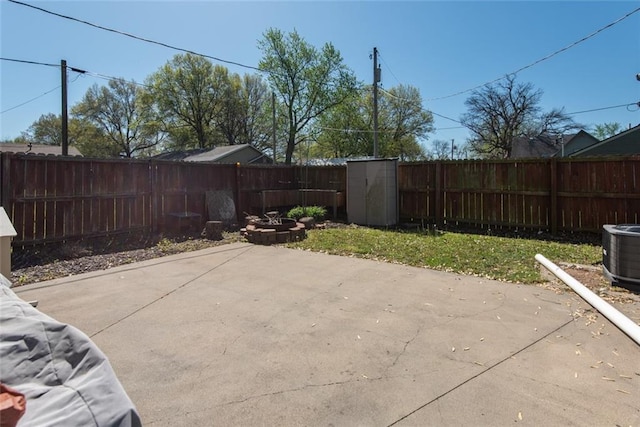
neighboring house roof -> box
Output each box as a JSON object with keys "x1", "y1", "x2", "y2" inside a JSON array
[
  {"x1": 154, "y1": 144, "x2": 271, "y2": 164},
  {"x1": 570, "y1": 124, "x2": 640, "y2": 157},
  {"x1": 152, "y1": 148, "x2": 209, "y2": 161},
  {"x1": 0, "y1": 143, "x2": 83, "y2": 156},
  {"x1": 510, "y1": 135, "x2": 561, "y2": 158},
  {"x1": 510, "y1": 130, "x2": 599, "y2": 158},
  {"x1": 185, "y1": 144, "x2": 270, "y2": 164},
  {"x1": 553, "y1": 130, "x2": 600, "y2": 157},
  {"x1": 306, "y1": 156, "x2": 375, "y2": 166}
]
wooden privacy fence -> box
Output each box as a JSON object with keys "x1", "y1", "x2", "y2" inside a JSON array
[
  {"x1": 1, "y1": 153, "x2": 639, "y2": 245},
  {"x1": 0, "y1": 153, "x2": 346, "y2": 245},
  {"x1": 399, "y1": 157, "x2": 640, "y2": 232}
]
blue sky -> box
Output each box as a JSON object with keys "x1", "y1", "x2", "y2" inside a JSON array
[{"x1": 1, "y1": 1, "x2": 639, "y2": 154}]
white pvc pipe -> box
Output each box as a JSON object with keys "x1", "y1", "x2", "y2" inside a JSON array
[{"x1": 535, "y1": 253, "x2": 640, "y2": 346}]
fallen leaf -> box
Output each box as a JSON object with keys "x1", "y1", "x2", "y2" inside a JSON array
[
  {"x1": 619, "y1": 374, "x2": 632, "y2": 379},
  {"x1": 612, "y1": 350, "x2": 619, "y2": 356},
  {"x1": 464, "y1": 347, "x2": 470, "y2": 351},
  {"x1": 616, "y1": 389, "x2": 630, "y2": 394},
  {"x1": 602, "y1": 377, "x2": 615, "y2": 382},
  {"x1": 452, "y1": 347, "x2": 456, "y2": 352},
  {"x1": 357, "y1": 335, "x2": 361, "y2": 340},
  {"x1": 518, "y1": 412, "x2": 523, "y2": 421},
  {"x1": 480, "y1": 337, "x2": 485, "y2": 341}
]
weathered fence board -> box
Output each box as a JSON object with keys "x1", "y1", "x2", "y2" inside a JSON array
[
  {"x1": 1, "y1": 153, "x2": 639, "y2": 245},
  {"x1": 397, "y1": 157, "x2": 640, "y2": 232}
]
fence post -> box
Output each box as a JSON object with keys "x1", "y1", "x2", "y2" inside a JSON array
[
  {"x1": 550, "y1": 158, "x2": 558, "y2": 234},
  {"x1": 150, "y1": 160, "x2": 158, "y2": 233},
  {"x1": 435, "y1": 161, "x2": 443, "y2": 227},
  {"x1": 234, "y1": 163, "x2": 241, "y2": 222},
  {"x1": 1, "y1": 153, "x2": 10, "y2": 209}
]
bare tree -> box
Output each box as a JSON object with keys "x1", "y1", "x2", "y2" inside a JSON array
[
  {"x1": 461, "y1": 75, "x2": 580, "y2": 158},
  {"x1": 429, "y1": 139, "x2": 452, "y2": 160}
]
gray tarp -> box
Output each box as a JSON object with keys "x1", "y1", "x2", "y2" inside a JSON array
[{"x1": 0, "y1": 275, "x2": 141, "y2": 426}]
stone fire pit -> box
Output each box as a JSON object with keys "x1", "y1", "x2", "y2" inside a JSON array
[{"x1": 241, "y1": 212, "x2": 306, "y2": 245}]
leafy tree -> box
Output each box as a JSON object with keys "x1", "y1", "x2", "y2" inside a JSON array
[
  {"x1": 258, "y1": 28, "x2": 359, "y2": 164},
  {"x1": 460, "y1": 75, "x2": 580, "y2": 158},
  {"x1": 18, "y1": 113, "x2": 115, "y2": 157},
  {"x1": 312, "y1": 85, "x2": 433, "y2": 161},
  {"x1": 313, "y1": 91, "x2": 371, "y2": 158},
  {"x1": 147, "y1": 53, "x2": 227, "y2": 149},
  {"x1": 73, "y1": 79, "x2": 162, "y2": 158},
  {"x1": 217, "y1": 73, "x2": 272, "y2": 148},
  {"x1": 592, "y1": 122, "x2": 622, "y2": 140},
  {"x1": 378, "y1": 85, "x2": 433, "y2": 160}
]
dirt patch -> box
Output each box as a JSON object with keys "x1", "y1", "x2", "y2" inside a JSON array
[
  {"x1": 10, "y1": 231, "x2": 241, "y2": 286},
  {"x1": 538, "y1": 262, "x2": 640, "y2": 325}
]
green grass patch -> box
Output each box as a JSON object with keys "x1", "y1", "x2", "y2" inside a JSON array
[{"x1": 286, "y1": 227, "x2": 601, "y2": 284}]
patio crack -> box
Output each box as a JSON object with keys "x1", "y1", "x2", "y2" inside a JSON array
[
  {"x1": 385, "y1": 317, "x2": 574, "y2": 426},
  {"x1": 385, "y1": 325, "x2": 422, "y2": 373},
  {"x1": 219, "y1": 379, "x2": 359, "y2": 407},
  {"x1": 89, "y1": 245, "x2": 255, "y2": 338}
]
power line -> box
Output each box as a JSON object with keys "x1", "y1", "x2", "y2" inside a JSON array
[
  {"x1": 0, "y1": 86, "x2": 60, "y2": 114},
  {"x1": 378, "y1": 87, "x2": 463, "y2": 124},
  {"x1": 378, "y1": 53, "x2": 402, "y2": 87},
  {"x1": 8, "y1": 0, "x2": 262, "y2": 72},
  {"x1": 0, "y1": 73, "x2": 84, "y2": 115},
  {"x1": 0, "y1": 57, "x2": 59, "y2": 67},
  {"x1": 567, "y1": 102, "x2": 640, "y2": 115},
  {"x1": 426, "y1": 6, "x2": 640, "y2": 101}
]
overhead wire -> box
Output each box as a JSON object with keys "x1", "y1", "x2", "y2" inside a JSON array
[
  {"x1": 567, "y1": 102, "x2": 640, "y2": 115},
  {"x1": 0, "y1": 57, "x2": 59, "y2": 67},
  {"x1": 377, "y1": 52, "x2": 402, "y2": 87},
  {"x1": 8, "y1": 0, "x2": 263, "y2": 72},
  {"x1": 0, "y1": 86, "x2": 60, "y2": 114},
  {"x1": 425, "y1": 6, "x2": 640, "y2": 101},
  {"x1": 0, "y1": 73, "x2": 83, "y2": 115},
  {"x1": 378, "y1": 86, "x2": 463, "y2": 125}
]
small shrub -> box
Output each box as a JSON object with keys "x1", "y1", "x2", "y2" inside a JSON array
[{"x1": 287, "y1": 205, "x2": 327, "y2": 221}]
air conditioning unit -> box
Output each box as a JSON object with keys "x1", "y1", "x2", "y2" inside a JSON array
[{"x1": 602, "y1": 224, "x2": 640, "y2": 288}]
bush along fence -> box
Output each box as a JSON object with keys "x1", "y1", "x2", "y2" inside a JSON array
[{"x1": 1, "y1": 152, "x2": 639, "y2": 245}]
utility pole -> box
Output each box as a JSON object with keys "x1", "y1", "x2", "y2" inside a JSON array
[
  {"x1": 372, "y1": 47, "x2": 380, "y2": 158},
  {"x1": 451, "y1": 139, "x2": 455, "y2": 159},
  {"x1": 61, "y1": 59, "x2": 68, "y2": 156},
  {"x1": 271, "y1": 91, "x2": 277, "y2": 164}
]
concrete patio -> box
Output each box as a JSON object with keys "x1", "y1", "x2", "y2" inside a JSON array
[{"x1": 14, "y1": 242, "x2": 639, "y2": 426}]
